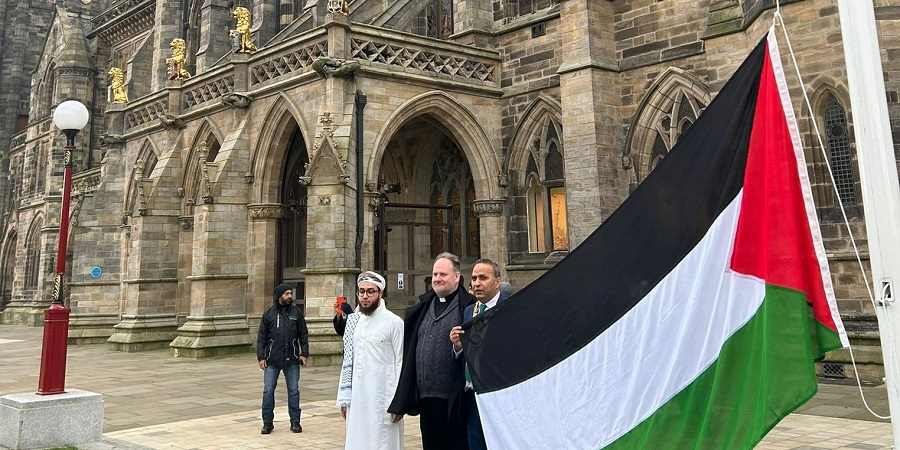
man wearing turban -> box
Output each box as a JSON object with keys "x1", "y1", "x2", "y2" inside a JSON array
[{"x1": 337, "y1": 271, "x2": 405, "y2": 449}]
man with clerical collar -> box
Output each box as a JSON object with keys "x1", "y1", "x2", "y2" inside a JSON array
[{"x1": 389, "y1": 252, "x2": 475, "y2": 450}]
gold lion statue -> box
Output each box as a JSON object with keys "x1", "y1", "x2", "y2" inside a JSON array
[
  {"x1": 108, "y1": 67, "x2": 128, "y2": 104},
  {"x1": 166, "y1": 38, "x2": 191, "y2": 81},
  {"x1": 232, "y1": 7, "x2": 256, "y2": 54}
]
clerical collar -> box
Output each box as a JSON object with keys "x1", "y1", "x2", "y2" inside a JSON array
[{"x1": 438, "y1": 297, "x2": 447, "y2": 303}]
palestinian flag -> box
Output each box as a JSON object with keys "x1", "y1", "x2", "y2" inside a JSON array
[{"x1": 463, "y1": 31, "x2": 849, "y2": 450}]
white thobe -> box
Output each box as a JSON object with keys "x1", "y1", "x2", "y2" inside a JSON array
[{"x1": 337, "y1": 301, "x2": 404, "y2": 450}]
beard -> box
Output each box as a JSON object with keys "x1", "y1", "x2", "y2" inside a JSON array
[{"x1": 360, "y1": 297, "x2": 381, "y2": 316}]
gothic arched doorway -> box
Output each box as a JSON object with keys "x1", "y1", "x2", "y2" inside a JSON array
[
  {"x1": 374, "y1": 116, "x2": 480, "y2": 308},
  {"x1": 0, "y1": 233, "x2": 16, "y2": 311},
  {"x1": 276, "y1": 127, "x2": 308, "y2": 299}
]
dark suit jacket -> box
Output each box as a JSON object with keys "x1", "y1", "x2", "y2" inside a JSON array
[
  {"x1": 388, "y1": 286, "x2": 475, "y2": 417},
  {"x1": 461, "y1": 290, "x2": 510, "y2": 324}
]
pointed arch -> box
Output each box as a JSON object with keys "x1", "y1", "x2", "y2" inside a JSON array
[
  {"x1": 0, "y1": 227, "x2": 17, "y2": 310},
  {"x1": 250, "y1": 93, "x2": 312, "y2": 204},
  {"x1": 810, "y1": 83, "x2": 859, "y2": 210},
  {"x1": 369, "y1": 91, "x2": 501, "y2": 200},
  {"x1": 505, "y1": 95, "x2": 563, "y2": 189},
  {"x1": 23, "y1": 214, "x2": 45, "y2": 291},
  {"x1": 181, "y1": 119, "x2": 225, "y2": 214},
  {"x1": 625, "y1": 67, "x2": 712, "y2": 183},
  {"x1": 124, "y1": 139, "x2": 160, "y2": 218}
]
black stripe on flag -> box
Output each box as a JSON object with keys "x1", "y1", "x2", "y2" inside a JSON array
[{"x1": 464, "y1": 38, "x2": 769, "y2": 394}]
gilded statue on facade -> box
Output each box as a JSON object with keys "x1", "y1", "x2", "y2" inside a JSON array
[
  {"x1": 231, "y1": 7, "x2": 257, "y2": 54},
  {"x1": 108, "y1": 67, "x2": 128, "y2": 104},
  {"x1": 166, "y1": 38, "x2": 191, "y2": 81}
]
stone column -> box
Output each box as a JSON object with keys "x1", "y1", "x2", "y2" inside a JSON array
[
  {"x1": 303, "y1": 177, "x2": 357, "y2": 366},
  {"x1": 474, "y1": 199, "x2": 507, "y2": 275},
  {"x1": 246, "y1": 204, "x2": 281, "y2": 332},
  {"x1": 107, "y1": 214, "x2": 180, "y2": 351},
  {"x1": 557, "y1": 0, "x2": 626, "y2": 249},
  {"x1": 68, "y1": 123, "x2": 127, "y2": 344},
  {"x1": 169, "y1": 203, "x2": 252, "y2": 358},
  {"x1": 297, "y1": 13, "x2": 360, "y2": 365},
  {"x1": 151, "y1": 0, "x2": 185, "y2": 91},
  {"x1": 252, "y1": 0, "x2": 280, "y2": 46},
  {"x1": 170, "y1": 125, "x2": 255, "y2": 357},
  {"x1": 175, "y1": 216, "x2": 193, "y2": 326},
  {"x1": 451, "y1": 0, "x2": 494, "y2": 47},
  {"x1": 195, "y1": 0, "x2": 233, "y2": 74}
]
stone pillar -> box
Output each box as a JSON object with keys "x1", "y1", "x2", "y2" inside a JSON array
[
  {"x1": 474, "y1": 199, "x2": 507, "y2": 275},
  {"x1": 107, "y1": 214, "x2": 180, "y2": 351},
  {"x1": 175, "y1": 216, "x2": 193, "y2": 326},
  {"x1": 303, "y1": 178, "x2": 357, "y2": 366},
  {"x1": 151, "y1": 0, "x2": 185, "y2": 91},
  {"x1": 294, "y1": 13, "x2": 360, "y2": 365},
  {"x1": 195, "y1": 0, "x2": 233, "y2": 74},
  {"x1": 246, "y1": 204, "x2": 281, "y2": 332},
  {"x1": 169, "y1": 201, "x2": 253, "y2": 358},
  {"x1": 68, "y1": 118, "x2": 127, "y2": 344},
  {"x1": 252, "y1": 0, "x2": 280, "y2": 46},
  {"x1": 451, "y1": 0, "x2": 494, "y2": 47},
  {"x1": 557, "y1": 0, "x2": 625, "y2": 249}
]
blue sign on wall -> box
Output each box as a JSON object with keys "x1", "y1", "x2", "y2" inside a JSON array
[{"x1": 89, "y1": 266, "x2": 102, "y2": 279}]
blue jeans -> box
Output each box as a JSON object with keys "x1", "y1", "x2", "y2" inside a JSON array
[{"x1": 261, "y1": 364, "x2": 300, "y2": 425}]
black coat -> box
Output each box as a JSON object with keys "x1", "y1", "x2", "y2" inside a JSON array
[
  {"x1": 388, "y1": 286, "x2": 475, "y2": 417},
  {"x1": 332, "y1": 302, "x2": 355, "y2": 336},
  {"x1": 256, "y1": 301, "x2": 310, "y2": 367}
]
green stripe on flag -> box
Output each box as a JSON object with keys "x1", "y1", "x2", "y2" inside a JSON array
[{"x1": 604, "y1": 284, "x2": 837, "y2": 450}]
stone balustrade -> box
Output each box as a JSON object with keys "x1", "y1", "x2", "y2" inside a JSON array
[
  {"x1": 123, "y1": 92, "x2": 168, "y2": 131},
  {"x1": 350, "y1": 23, "x2": 500, "y2": 87},
  {"x1": 182, "y1": 67, "x2": 235, "y2": 110}
]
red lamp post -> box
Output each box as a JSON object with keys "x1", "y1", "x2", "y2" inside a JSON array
[{"x1": 37, "y1": 100, "x2": 90, "y2": 395}]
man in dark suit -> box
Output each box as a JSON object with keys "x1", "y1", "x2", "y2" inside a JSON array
[
  {"x1": 388, "y1": 252, "x2": 475, "y2": 450},
  {"x1": 450, "y1": 258, "x2": 508, "y2": 450}
]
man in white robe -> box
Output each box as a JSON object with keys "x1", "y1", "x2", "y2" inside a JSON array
[{"x1": 338, "y1": 271, "x2": 404, "y2": 450}]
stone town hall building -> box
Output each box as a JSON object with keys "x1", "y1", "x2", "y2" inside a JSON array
[{"x1": 0, "y1": 0, "x2": 892, "y2": 376}]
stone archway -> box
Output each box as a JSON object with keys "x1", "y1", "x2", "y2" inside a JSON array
[
  {"x1": 0, "y1": 230, "x2": 16, "y2": 311},
  {"x1": 369, "y1": 92, "x2": 505, "y2": 307},
  {"x1": 247, "y1": 96, "x2": 311, "y2": 324}
]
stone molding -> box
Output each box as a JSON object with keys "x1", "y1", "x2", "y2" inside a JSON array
[
  {"x1": 176, "y1": 216, "x2": 194, "y2": 230},
  {"x1": 473, "y1": 199, "x2": 505, "y2": 217},
  {"x1": 247, "y1": 204, "x2": 283, "y2": 220}
]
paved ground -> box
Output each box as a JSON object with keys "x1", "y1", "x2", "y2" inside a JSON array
[{"x1": 0, "y1": 324, "x2": 894, "y2": 449}]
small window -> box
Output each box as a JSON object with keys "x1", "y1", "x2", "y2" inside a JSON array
[
  {"x1": 823, "y1": 95, "x2": 856, "y2": 205},
  {"x1": 531, "y1": 22, "x2": 546, "y2": 38}
]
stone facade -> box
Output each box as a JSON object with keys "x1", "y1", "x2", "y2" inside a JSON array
[{"x1": 0, "y1": 0, "x2": 894, "y2": 379}]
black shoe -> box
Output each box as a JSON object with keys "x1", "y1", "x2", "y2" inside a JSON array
[
  {"x1": 291, "y1": 423, "x2": 302, "y2": 433},
  {"x1": 261, "y1": 424, "x2": 273, "y2": 434}
]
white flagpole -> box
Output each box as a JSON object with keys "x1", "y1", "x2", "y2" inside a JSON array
[{"x1": 837, "y1": 0, "x2": 900, "y2": 445}]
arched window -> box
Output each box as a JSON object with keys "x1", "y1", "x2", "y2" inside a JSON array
[
  {"x1": 822, "y1": 94, "x2": 856, "y2": 205},
  {"x1": 523, "y1": 120, "x2": 568, "y2": 253},
  {"x1": 278, "y1": 0, "x2": 303, "y2": 28},
  {"x1": 525, "y1": 171, "x2": 546, "y2": 253},
  {"x1": 413, "y1": 0, "x2": 453, "y2": 39},
  {"x1": 625, "y1": 69, "x2": 711, "y2": 186},
  {"x1": 33, "y1": 143, "x2": 47, "y2": 195},
  {"x1": 24, "y1": 219, "x2": 43, "y2": 291},
  {"x1": 505, "y1": 0, "x2": 557, "y2": 20}
]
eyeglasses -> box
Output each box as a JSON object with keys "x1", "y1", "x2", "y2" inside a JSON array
[{"x1": 357, "y1": 288, "x2": 379, "y2": 297}]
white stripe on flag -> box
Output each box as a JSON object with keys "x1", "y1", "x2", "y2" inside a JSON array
[{"x1": 476, "y1": 192, "x2": 766, "y2": 450}]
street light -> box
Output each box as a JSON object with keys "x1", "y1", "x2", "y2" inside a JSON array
[{"x1": 37, "y1": 100, "x2": 89, "y2": 395}]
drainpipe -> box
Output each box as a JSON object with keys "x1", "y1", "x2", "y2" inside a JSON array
[{"x1": 354, "y1": 90, "x2": 367, "y2": 270}]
